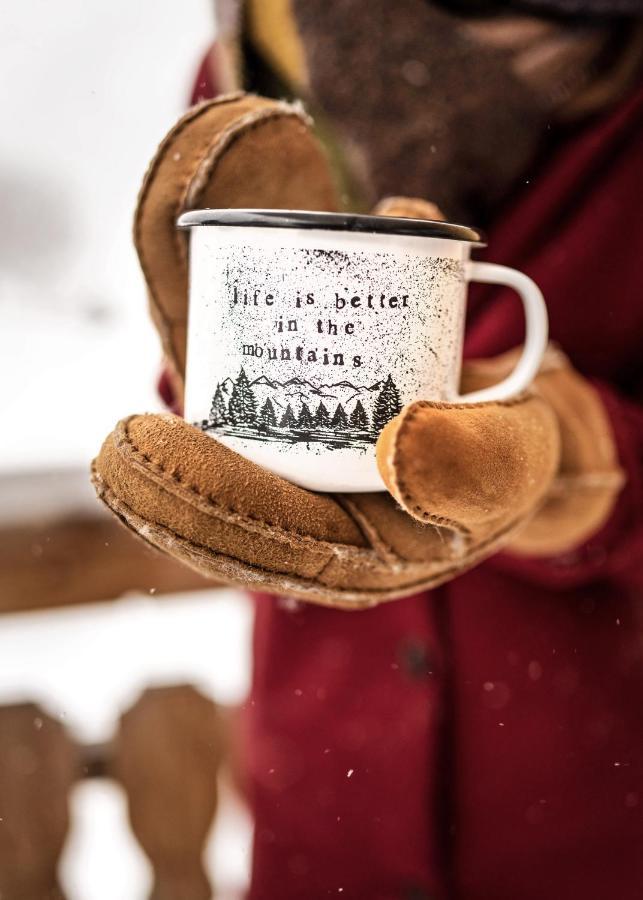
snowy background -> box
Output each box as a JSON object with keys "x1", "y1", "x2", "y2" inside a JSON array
[
  {"x1": 1, "y1": 0, "x2": 209, "y2": 463},
  {"x1": 0, "y1": 1, "x2": 252, "y2": 896}
]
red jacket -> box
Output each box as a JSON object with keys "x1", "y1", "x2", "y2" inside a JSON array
[{"x1": 190, "y1": 61, "x2": 643, "y2": 899}]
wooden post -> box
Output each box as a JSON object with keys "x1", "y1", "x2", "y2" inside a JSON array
[
  {"x1": 112, "y1": 685, "x2": 224, "y2": 900},
  {"x1": 0, "y1": 703, "x2": 78, "y2": 900}
]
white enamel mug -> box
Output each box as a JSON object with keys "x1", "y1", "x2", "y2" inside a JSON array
[{"x1": 178, "y1": 209, "x2": 548, "y2": 492}]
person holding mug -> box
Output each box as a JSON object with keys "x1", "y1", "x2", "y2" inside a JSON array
[{"x1": 93, "y1": 1, "x2": 643, "y2": 897}]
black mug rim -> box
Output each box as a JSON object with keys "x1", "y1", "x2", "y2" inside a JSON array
[{"x1": 176, "y1": 208, "x2": 485, "y2": 245}]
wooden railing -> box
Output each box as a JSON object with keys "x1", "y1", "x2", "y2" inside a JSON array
[
  {"x1": 0, "y1": 468, "x2": 235, "y2": 898},
  {"x1": 0, "y1": 686, "x2": 228, "y2": 900}
]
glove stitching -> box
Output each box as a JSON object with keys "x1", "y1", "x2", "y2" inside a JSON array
[
  {"x1": 407, "y1": 394, "x2": 532, "y2": 412},
  {"x1": 389, "y1": 403, "x2": 472, "y2": 538},
  {"x1": 136, "y1": 94, "x2": 266, "y2": 370},
  {"x1": 93, "y1": 464, "x2": 530, "y2": 609},
  {"x1": 114, "y1": 419, "x2": 377, "y2": 559},
  {"x1": 183, "y1": 101, "x2": 311, "y2": 212},
  {"x1": 94, "y1": 469, "x2": 397, "y2": 609},
  {"x1": 334, "y1": 495, "x2": 417, "y2": 567},
  {"x1": 388, "y1": 397, "x2": 538, "y2": 536},
  {"x1": 135, "y1": 95, "x2": 322, "y2": 378},
  {"x1": 176, "y1": 104, "x2": 314, "y2": 282},
  {"x1": 134, "y1": 92, "x2": 246, "y2": 330}
]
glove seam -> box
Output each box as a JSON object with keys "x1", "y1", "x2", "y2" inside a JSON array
[
  {"x1": 177, "y1": 103, "x2": 316, "y2": 286},
  {"x1": 112, "y1": 418, "x2": 377, "y2": 559},
  {"x1": 184, "y1": 101, "x2": 312, "y2": 212},
  {"x1": 406, "y1": 393, "x2": 532, "y2": 412},
  {"x1": 334, "y1": 495, "x2": 454, "y2": 568},
  {"x1": 134, "y1": 92, "x2": 247, "y2": 339},
  {"x1": 92, "y1": 464, "x2": 532, "y2": 610},
  {"x1": 388, "y1": 403, "x2": 472, "y2": 537},
  {"x1": 135, "y1": 95, "x2": 321, "y2": 377},
  {"x1": 92, "y1": 462, "x2": 435, "y2": 594},
  {"x1": 387, "y1": 396, "x2": 539, "y2": 536}
]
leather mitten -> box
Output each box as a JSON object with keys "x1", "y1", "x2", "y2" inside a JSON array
[
  {"x1": 380, "y1": 346, "x2": 625, "y2": 556},
  {"x1": 457, "y1": 347, "x2": 626, "y2": 556},
  {"x1": 91, "y1": 95, "x2": 623, "y2": 609}
]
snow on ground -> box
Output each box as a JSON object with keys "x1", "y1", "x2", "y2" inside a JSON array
[{"x1": 1, "y1": 2, "x2": 254, "y2": 896}]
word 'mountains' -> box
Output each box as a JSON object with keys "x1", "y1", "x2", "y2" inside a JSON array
[{"x1": 198, "y1": 367, "x2": 403, "y2": 451}]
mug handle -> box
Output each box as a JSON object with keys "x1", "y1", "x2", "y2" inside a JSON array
[{"x1": 458, "y1": 261, "x2": 549, "y2": 403}]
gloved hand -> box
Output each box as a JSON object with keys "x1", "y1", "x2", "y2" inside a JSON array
[{"x1": 91, "y1": 95, "x2": 623, "y2": 608}]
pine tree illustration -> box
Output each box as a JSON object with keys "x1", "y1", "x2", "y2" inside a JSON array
[
  {"x1": 297, "y1": 402, "x2": 314, "y2": 430},
  {"x1": 279, "y1": 403, "x2": 296, "y2": 428},
  {"x1": 349, "y1": 399, "x2": 369, "y2": 430},
  {"x1": 314, "y1": 401, "x2": 330, "y2": 429},
  {"x1": 372, "y1": 375, "x2": 402, "y2": 431},
  {"x1": 259, "y1": 397, "x2": 277, "y2": 428},
  {"x1": 228, "y1": 367, "x2": 258, "y2": 426},
  {"x1": 331, "y1": 402, "x2": 348, "y2": 430},
  {"x1": 209, "y1": 383, "x2": 229, "y2": 427}
]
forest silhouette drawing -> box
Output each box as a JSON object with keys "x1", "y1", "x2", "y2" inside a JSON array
[{"x1": 200, "y1": 367, "x2": 403, "y2": 450}]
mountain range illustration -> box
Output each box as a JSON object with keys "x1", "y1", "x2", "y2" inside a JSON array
[
  {"x1": 199, "y1": 367, "x2": 403, "y2": 451},
  {"x1": 216, "y1": 374, "x2": 383, "y2": 412}
]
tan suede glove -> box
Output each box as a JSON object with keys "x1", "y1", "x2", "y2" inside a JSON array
[{"x1": 91, "y1": 95, "x2": 624, "y2": 609}]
